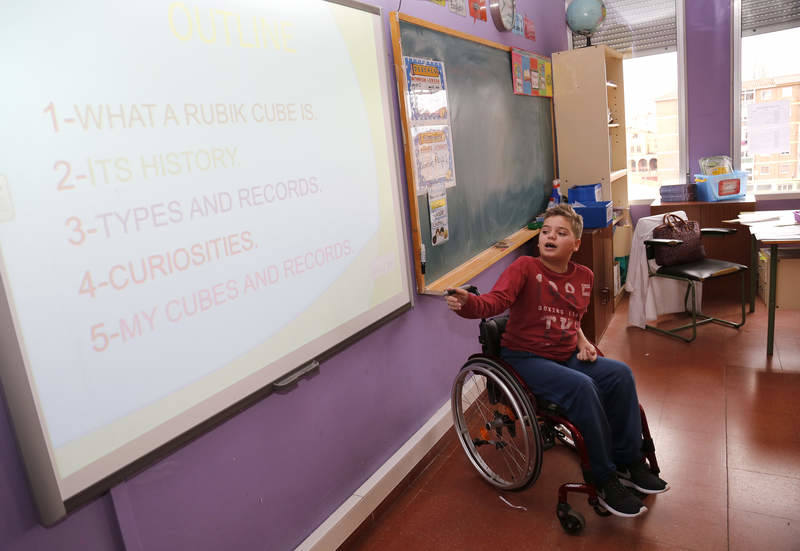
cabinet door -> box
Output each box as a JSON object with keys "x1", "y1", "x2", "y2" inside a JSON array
[{"x1": 572, "y1": 226, "x2": 614, "y2": 343}]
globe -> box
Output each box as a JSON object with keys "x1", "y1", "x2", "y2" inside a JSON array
[{"x1": 566, "y1": 0, "x2": 606, "y2": 45}]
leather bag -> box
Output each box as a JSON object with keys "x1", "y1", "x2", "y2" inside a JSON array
[{"x1": 651, "y1": 214, "x2": 705, "y2": 266}]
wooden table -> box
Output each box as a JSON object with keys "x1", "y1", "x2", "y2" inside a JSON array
[{"x1": 735, "y1": 210, "x2": 800, "y2": 355}]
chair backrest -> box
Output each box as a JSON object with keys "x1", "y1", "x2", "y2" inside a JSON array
[{"x1": 479, "y1": 315, "x2": 508, "y2": 357}]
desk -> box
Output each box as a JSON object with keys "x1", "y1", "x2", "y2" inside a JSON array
[{"x1": 736, "y1": 210, "x2": 800, "y2": 355}]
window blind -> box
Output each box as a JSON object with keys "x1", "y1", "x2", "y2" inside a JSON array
[
  {"x1": 741, "y1": 0, "x2": 800, "y2": 36},
  {"x1": 571, "y1": 0, "x2": 676, "y2": 55}
]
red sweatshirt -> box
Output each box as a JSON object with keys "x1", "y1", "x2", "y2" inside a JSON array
[{"x1": 458, "y1": 256, "x2": 593, "y2": 362}]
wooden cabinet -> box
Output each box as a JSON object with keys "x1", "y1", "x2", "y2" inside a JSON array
[
  {"x1": 650, "y1": 197, "x2": 756, "y2": 300},
  {"x1": 572, "y1": 225, "x2": 614, "y2": 343},
  {"x1": 552, "y1": 45, "x2": 628, "y2": 209}
]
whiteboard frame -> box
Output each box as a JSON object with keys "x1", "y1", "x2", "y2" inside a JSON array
[{"x1": 0, "y1": 0, "x2": 412, "y2": 525}]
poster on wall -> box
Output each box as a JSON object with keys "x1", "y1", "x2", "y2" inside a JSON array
[
  {"x1": 469, "y1": 0, "x2": 487, "y2": 21},
  {"x1": 524, "y1": 15, "x2": 536, "y2": 41},
  {"x1": 511, "y1": 48, "x2": 553, "y2": 97},
  {"x1": 427, "y1": 183, "x2": 450, "y2": 246},
  {"x1": 402, "y1": 57, "x2": 457, "y2": 194},
  {"x1": 513, "y1": 13, "x2": 524, "y2": 35},
  {"x1": 404, "y1": 56, "x2": 450, "y2": 123},
  {"x1": 449, "y1": 0, "x2": 468, "y2": 16},
  {"x1": 411, "y1": 126, "x2": 456, "y2": 194},
  {"x1": 748, "y1": 100, "x2": 792, "y2": 155}
]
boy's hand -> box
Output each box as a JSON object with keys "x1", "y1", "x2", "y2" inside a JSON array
[
  {"x1": 445, "y1": 288, "x2": 470, "y2": 311},
  {"x1": 576, "y1": 340, "x2": 597, "y2": 362}
]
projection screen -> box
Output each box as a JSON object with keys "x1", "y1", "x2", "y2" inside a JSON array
[{"x1": 0, "y1": 0, "x2": 411, "y2": 524}]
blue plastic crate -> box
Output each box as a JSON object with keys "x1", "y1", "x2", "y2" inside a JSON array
[
  {"x1": 573, "y1": 200, "x2": 612, "y2": 228},
  {"x1": 568, "y1": 183, "x2": 602, "y2": 204},
  {"x1": 694, "y1": 171, "x2": 747, "y2": 202}
]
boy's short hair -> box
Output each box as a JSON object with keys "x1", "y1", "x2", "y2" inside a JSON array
[{"x1": 544, "y1": 204, "x2": 583, "y2": 238}]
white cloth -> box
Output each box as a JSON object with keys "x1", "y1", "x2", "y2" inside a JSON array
[{"x1": 625, "y1": 210, "x2": 702, "y2": 328}]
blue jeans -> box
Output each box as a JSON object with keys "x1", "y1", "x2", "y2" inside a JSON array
[{"x1": 500, "y1": 347, "x2": 643, "y2": 485}]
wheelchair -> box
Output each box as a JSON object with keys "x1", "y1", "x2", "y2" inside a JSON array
[{"x1": 450, "y1": 308, "x2": 660, "y2": 534}]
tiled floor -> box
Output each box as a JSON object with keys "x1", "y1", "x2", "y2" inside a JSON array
[{"x1": 344, "y1": 296, "x2": 800, "y2": 551}]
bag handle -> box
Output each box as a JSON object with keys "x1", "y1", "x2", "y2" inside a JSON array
[{"x1": 662, "y1": 213, "x2": 688, "y2": 229}]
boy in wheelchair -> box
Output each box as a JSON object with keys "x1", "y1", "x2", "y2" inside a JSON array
[{"x1": 446, "y1": 204, "x2": 668, "y2": 518}]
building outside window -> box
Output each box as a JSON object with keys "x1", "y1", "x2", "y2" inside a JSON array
[
  {"x1": 571, "y1": 0, "x2": 686, "y2": 202},
  {"x1": 735, "y1": 2, "x2": 800, "y2": 196},
  {"x1": 624, "y1": 52, "x2": 682, "y2": 199}
]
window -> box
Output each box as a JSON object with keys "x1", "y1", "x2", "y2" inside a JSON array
[
  {"x1": 571, "y1": 0, "x2": 686, "y2": 202},
  {"x1": 735, "y1": 1, "x2": 800, "y2": 196}
]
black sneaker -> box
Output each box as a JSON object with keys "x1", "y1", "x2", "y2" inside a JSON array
[
  {"x1": 617, "y1": 461, "x2": 670, "y2": 494},
  {"x1": 596, "y1": 476, "x2": 648, "y2": 518}
]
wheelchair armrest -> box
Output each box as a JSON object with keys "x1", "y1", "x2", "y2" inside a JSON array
[
  {"x1": 644, "y1": 238, "x2": 682, "y2": 247},
  {"x1": 701, "y1": 227, "x2": 737, "y2": 236},
  {"x1": 479, "y1": 315, "x2": 508, "y2": 357}
]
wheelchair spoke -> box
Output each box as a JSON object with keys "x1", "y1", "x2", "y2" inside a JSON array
[{"x1": 452, "y1": 361, "x2": 543, "y2": 491}]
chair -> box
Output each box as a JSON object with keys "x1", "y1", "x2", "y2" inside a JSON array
[
  {"x1": 450, "y1": 308, "x2": 660, "y2": 534},
  {"x1": 642, "y1": 219, "x2": 747, "y2": 343}
]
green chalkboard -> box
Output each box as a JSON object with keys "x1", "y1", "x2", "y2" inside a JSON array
[{"x1": 393, "y1": 16, "x2": 554, "y2": 291}]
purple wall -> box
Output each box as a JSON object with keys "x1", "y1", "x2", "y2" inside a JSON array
[
  {"x1": 0, "y1": 2, "x2": 566, "y2": 550},
  {"x1": 686, "y1": 0, "x2": 732, "y2": 175}
]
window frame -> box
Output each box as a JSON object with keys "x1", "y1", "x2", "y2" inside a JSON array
[
  {"x1": 732, "y1": 0, "x2": 800, "y2": 199},
  {"x1": 564, "y1": 0, "x2": 688, "y2": 204}
]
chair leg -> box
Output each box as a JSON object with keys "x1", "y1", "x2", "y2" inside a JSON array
[
  {"x1": 645, "y1": 270, "x2": 747, "y2": 342},
  {"x1": 646, "y1": 281, "x2": 698, "y2": 343}
]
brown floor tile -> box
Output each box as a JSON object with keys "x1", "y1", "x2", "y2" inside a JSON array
[
  {"x1": 727, "y1": 438, "x2": 800, "y2": 480},
  {"x1": 653, "y1": 427, "x2": 727, "y2": 468},
  {"x1": 633, "y1": 489, "x2": 727, "y2": 551},
  {"x1": 726, "y1": 367, "x2": 800, "y2": 417},
  {"x1": 345, "y1": 297, "x2": 800, "y2": 550},
  {"x1": 729, "y1": 508, "x2": 800, "y2": 551},
  {"x1": 728, "y1": 469, "x2": 800, "y2": 520},
  {"x1": 726, "y1": 404, "x2": 800, "y2": 443},
  {"x1": 776, "y1": 336, "x2": 800, "y2": 372},
  {"x1": 659, "y1": 400, "x2": 726, "y2": 436},
  {"x1": 635, "y1": 541, "x2": 692, "y2": 551}
]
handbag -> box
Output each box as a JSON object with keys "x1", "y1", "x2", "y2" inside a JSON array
[{"x1": 651, "y1": 213, "x2": 705, "y2": 266}]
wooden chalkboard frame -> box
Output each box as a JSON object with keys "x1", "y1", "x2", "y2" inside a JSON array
[{"x1": 390, "y1": 13, "x2": 555, "y2": 295}]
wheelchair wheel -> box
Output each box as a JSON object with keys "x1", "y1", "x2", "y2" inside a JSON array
[{"x1": 451, "y1": 357, "x2": 543, "y2": 491}]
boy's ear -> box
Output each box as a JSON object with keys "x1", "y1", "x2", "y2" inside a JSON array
[{"x1": 573, "y1": 238, "x2": 581, "y2": 252}]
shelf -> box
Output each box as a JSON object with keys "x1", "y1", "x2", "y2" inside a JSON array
[
  {"x1": 606, "y1": 81, "x2": 618, "y2": 88},
  {"x1": 423, "y1": 226, "x2": 540, "y2": 295},
  {"x1": 610, "y1": 169, "x2": 627, "y2": 182}
]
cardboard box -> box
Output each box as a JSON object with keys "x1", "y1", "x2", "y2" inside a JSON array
[
  {"x1": 613, "y1": 224, "x2": 633, "y2": 257},
  {"x1": 758, "y1": 248, "x2": 800, "y2": 309}
]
